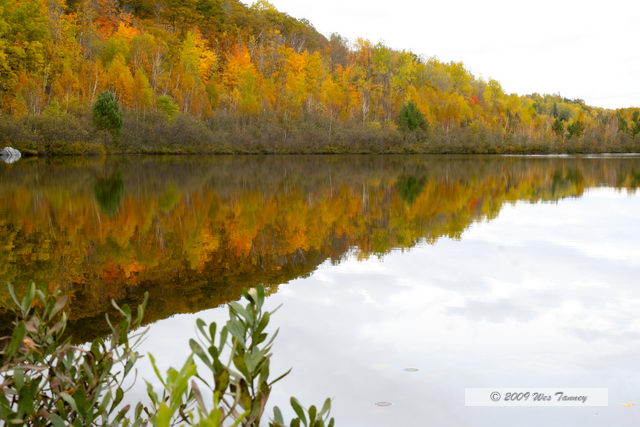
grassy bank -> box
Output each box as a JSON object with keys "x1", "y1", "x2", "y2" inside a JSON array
[{"x1": 2, "y1": 113, "x2": 640, "y2": 156}]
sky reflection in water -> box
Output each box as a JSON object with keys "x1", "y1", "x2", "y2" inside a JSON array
[{"x1": 138, "y1": 187, "x2": 640, "y2": 427}]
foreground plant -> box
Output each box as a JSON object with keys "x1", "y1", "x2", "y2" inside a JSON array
[
  {"x1": 0, "y1": 283, "x2": 148, "y2": 426},
  {"x1": 0, "y1": 284, "x2": 334, "y2": 426},
  {"x1": 147, "y1": 286, "x2": 334, "y2": 427}
]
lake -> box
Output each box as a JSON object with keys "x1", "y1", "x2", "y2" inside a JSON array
[{"x1": 1, "y1": 155, "x2": 639, "y2": 426}]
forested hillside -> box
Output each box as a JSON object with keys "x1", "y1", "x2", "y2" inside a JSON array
[{"x1": 1, "y1": 0, "x2": 639, "y2": 154}]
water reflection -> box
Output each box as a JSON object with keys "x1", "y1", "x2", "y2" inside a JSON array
[
  {"x1": 138, "y1": 188, "x2": 640, "y2": 426},
  {"x1": 0, "y1": 155, "x2": 639, "y2": 344},
  {"x1": 94, "y1": 172, "x2": 125, "y2": 217}
]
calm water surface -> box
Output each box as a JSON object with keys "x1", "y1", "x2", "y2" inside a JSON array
[{"x1": 1, "y1": 155, "x2": 639, "y2": 426}]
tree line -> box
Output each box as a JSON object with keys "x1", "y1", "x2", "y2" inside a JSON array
[{"x1": 1, "y1": 0, "x2": 639, "y2": 153}]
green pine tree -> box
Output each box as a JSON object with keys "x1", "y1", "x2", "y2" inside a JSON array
[
  {"x1": 617, "y1": 113, "x2": 628, "y2": 133},
  {"x1": 632, "y1": 111, "x2": 640, "y2": 138},
  {"x1": 567, "y1": 120, "x2": 585, "y2": 138},
  {"x1": 92, "y1": 91, "x2": 123, "y2": 135},
  {"x1": 397, "y1": 101, "x2": 428, "y2": 132},
  {"x1": 552, "y1": 118, "x2": 564, "y2": 137}
]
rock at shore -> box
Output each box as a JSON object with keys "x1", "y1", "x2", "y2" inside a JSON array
[{"x1": 0, "y1": 147, "x2": 21, "y2": 164}]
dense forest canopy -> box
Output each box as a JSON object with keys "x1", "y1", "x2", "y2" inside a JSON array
[{"x1": 0, "y1": 0, "x2": 639, "y2": 153}]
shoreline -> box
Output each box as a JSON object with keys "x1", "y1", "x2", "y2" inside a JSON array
[
  {"x1": 8, "y1": 150, "x2": 640, "y2": 161},
  {"x1": 11, "y1": 149, "x2": 640, "y2": 157}
]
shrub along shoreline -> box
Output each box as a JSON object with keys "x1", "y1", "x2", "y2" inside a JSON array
[{"x1": 3, "y1": 112, "x2": 640, "y2": 157}]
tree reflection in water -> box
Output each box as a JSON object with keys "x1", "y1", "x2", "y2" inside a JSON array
[{"x1": 1, "y1": 155, "x2": 639, "y2": 341}]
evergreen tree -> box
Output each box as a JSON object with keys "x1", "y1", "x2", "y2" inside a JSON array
[
  {"x1": 552, "y1": 118, "x2": 564, "y2": 137},
  {"x1": 631, "y1": 111, "x2": 640, "y2": 138},
  {"x1": 397, "y1": 101, "x2": 427, "y2": 132},
  {"x1": 567, "y1": 120, "x2": 585, "y2": 138},
  {"x1": 617, "y1": 113, "x2": 628, "y2": 133},
  {"x1": 92, "y1": 91, "x2": 123, "y2": 135}
]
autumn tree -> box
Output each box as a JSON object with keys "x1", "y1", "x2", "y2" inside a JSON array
[
  {"x1": 223, "y1": 46, "x2": 261, "y2": 115},
  {"x1": 157, "y1": 95, "x2": 179, "y2": 120},
  {"x1": 0, "y1": 0, "x2": 49, "y2": 112}
]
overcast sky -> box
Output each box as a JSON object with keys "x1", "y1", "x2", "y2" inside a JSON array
[{"x1": 266, "y1": 0, "x2": 640, "y2": 109}]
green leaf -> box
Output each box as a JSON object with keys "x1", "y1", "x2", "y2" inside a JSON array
[
  {"x1": 189, "y1": 339, "x2": 212, "y2": 368},
  {"x1": 115, "y1": 404, "x2": 131, "y2": 422},
  {"x1": 16, "y1": 381, "x2": 35, "y2": 415},
  {"x1": 169, "y1": 357, "x2": 197, "y2": 408},
  {"x1": 8, "y1": 283, "x2": 20, "y2": 308},
  {"x1": 229, "y1": 301, "x2": 251, "y2": 322},
  {"x1": 246, "y1": 288, "x2": 259, "y2": 304},
  {"x1": 227, "y1": 319, "x2": 246, "y2": 347},
  {"x1": 290, "y1": 397, "x2": 307, "y2": 425},
  {"x1": 6, "y1": 322, "x2": 26, "y2": 358},
  {"x1": 208, "y1": 321, "x2": 217, "y2": 345},
  {"x1": 134, "y1": 402, "x2": 145, "y2": 419},
  {"x1": 110, "y1": 387, "x2": 124, "y2": 414},
  {"x1": 72, "y1": 389, "x2": 89, "y2": 417},
  {"x1": 196, "y1": 318, "x2": 209, "y2": 340},
  {"x1": 13, "y1": 368, "x2": 24, "y2": 390},
  {"x1": 273, "y1": 406, "x2": 285, "y2": 424},
  {"x1": 154, "y1": 402, "x2": 173, "y2": 427},
  {"x1": 244, "y1": 347, "x2": 264, "y2": 374},
  {"x1": 229, "y1": 410, "x2": 249, "y2": 427},
  {"x1": 22, "y1": 282, "x2": 35, "y2": 313},
  {"x1": 49, "y1": 414, "x2": 66, "y2": 427},
  {"x1": 232, "y1": 352, "x2": 250, "y2": 379},
  {"x1": 319, "y1": 398, "x2": 331, "y2": 417},
  {"x1": 136, "y1": 292, "x2": 149, "y2": 325},
  {"x1": 213, "y1": 367, "x2": 230, "y2": 394},
  {"x1": 270, "y1": 303, "x2": 284, "y2": 316},
  {"x1": 219, "y1": 326, "x2": 229, "y2": 349},
  {"x1": 148, "y1": 353, "x2": 167, "y2": 387},
  {"x1": 145, "y1": 380, "x2": 158, "y2": 405},
  {"x1": 97, "y1": 390, "x2": 113, "y2": 417},
  {"x1": 60, "y1": 392, "x2": 78, "y2": 412},
  {"x1": 268, "y1": 367, "x2": 292, "y2": 387},
  {"x1": 256, "y1": 311, "x2": 271, "y2": 335},
  {"x1": 309, "y1": 405, "x2": 317, "y2": 424}
]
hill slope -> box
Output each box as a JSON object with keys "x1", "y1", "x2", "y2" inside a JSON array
[{"x1": 0, "y1": 0, "x2": 638, "y2": 154}]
